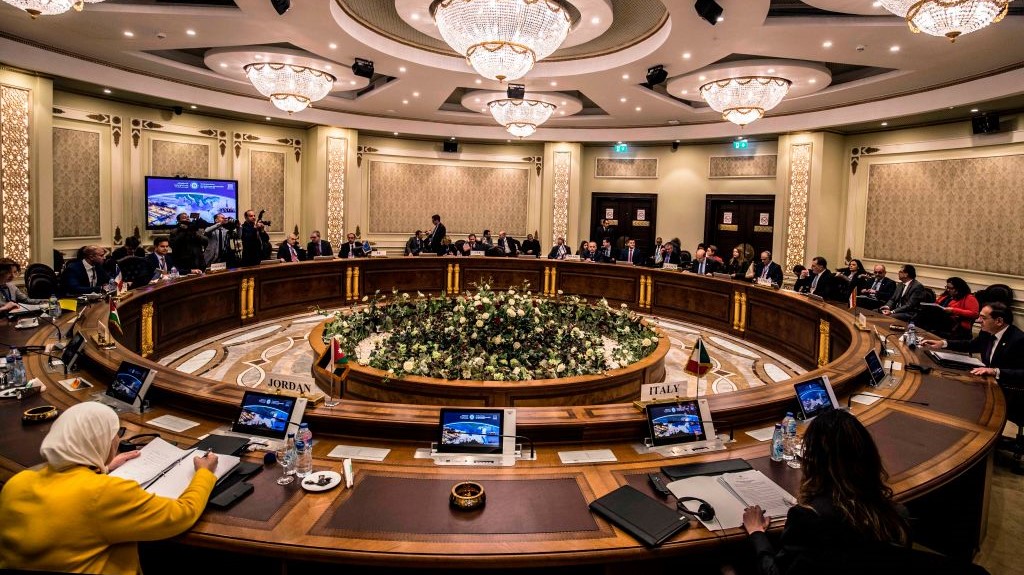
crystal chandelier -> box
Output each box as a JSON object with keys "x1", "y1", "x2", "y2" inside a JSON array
[
  {"x1": 431, "y1": 0, "x2": 572, "y2": 82},
  {"x1": 488, "y1": 98, "x2": 556, "y2": 138},
  {"x1": 877, "y1": 0, "x2": 1009, "y2": 41},
  {"x1": 4, "y1": 0, "x2": 102, "y2": 18},
  {"x1": 243, "y1": 63, "x2": 335, "y2": 114},
  {"x1": 699, "y1": 77, "x2": 791, "y2": 126}
]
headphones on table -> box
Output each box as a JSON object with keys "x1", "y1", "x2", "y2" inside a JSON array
[
  {"x1": 118, "y1": 433, "x2": 160, "y2": 453},
  {"x1": 676, "y1": 496, "x2": 715, "y2": 521}
]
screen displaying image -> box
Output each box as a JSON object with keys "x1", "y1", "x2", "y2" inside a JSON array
[
  {"x1": 107, "y1": 362, "x2": 151, "y2": 406},
  {"x1": 145, "y1": 176, "x2": 238, "y2": 229},
  {"x1": 865, "y1": 350, "x2": 886, "y2": 387},
  {"x1": 794, "y1": 378, "x2": 835, "y2": 420},
  {"x1": 61, "y1": 332, "x2": 85, "y2": 370},
  {"x1": 437, "y1": 409, "x2": 504, "y2": 453},
  {"x1": 647, "y1": 401, "x2": 707, "y2": 446},
  {"x1": 232, "y1": 391, "x2": 297, "y2": 439}
]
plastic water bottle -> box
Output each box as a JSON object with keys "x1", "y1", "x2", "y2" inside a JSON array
[
  {"x1": 770, "y1": 423, "x2": 785, "y2": 462},
  {"x1": 48, "y1": 295, "x2": 59, "y2": 317},
  {"x1": 9, "y1": 350, "x2": 24, "y2": 388},
  {"x1": 283, "y1": 433, "x2": 297, "y2": 476},
  {"x1": 297, "y1": 422, "x2": 312, "y2": 450},
  {"x1": 781, "y1": 412, "x2": 797, "y2": 461},
  {"x1": 905, "y1": 322, "x2": 918, "y2": 349},
  {"x1": 295, "y1": 423, "x2": 313, "y2": 478}
]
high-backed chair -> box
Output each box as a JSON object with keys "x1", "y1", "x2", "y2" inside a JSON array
[
  {"x1": 1000, "y1": 386, "x2": 1024, "y2": 475},
  {"x1": 977, "y1": 284, "x2": 1014, "y2": 308},
  {"x1": 117, "y1": 256, "x2": 152, "y2": 289}
]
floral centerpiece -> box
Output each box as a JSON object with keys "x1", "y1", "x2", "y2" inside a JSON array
[{"x1": 322, "y1": 283, "x2": 659, "y2": 381}]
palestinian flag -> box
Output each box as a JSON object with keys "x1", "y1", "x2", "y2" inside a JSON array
[
  {"x1": 109, "y1": 299, "x2": 122, "y2": 334},
  {"x1": 331, "y1": 336, "x2": 348, "y2": 373},
  {"x1": 684, "y1": 337, "x2": 712, "y2": 377}
]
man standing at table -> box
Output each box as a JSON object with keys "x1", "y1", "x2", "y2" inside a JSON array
[
  {"x1": 306, "y1": 230, "x2": 333, "y2": 259},
  {"x1": 426, "y1": 214, "x2": 447, "y2": 255}
]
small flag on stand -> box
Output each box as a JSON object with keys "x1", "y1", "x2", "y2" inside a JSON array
[
  {"x1": 108, "y1": 299, "x2": 122, "y2": 334},
  {"x1": 331, "y1": 335, "x2": 348, "y2": 374},
  {"x1": 849, "y1": 285, "x2": 858, "y2": 309},
  {"x1": 684, "y1": 337, "x2": 712, "y2": 376}
]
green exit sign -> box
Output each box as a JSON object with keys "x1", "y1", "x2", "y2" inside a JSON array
[
  {"x1": 613, "y1": 143, "x2": 628, "y2": 153},
  {"x1": 733, "y1": 139, "x2": 748, "y2": 149}
]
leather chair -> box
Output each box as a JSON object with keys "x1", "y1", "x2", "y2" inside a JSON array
[
  {"x1": 977, "y1": 284, "x2": 1014, "y2": 308},
  {"x1": 117, "y1": 256, "x2": 152, "y2": 289}
]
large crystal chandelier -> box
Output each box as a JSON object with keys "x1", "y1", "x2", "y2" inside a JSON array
[
  {"x1": 4, "y1": 0, "x2": 102, "y2": 18},
  {"x1": 243, "y1": 63, "x2": 335, "y2": 114},
  {"x1": 699, "y1": 77, "x2": 791, "y2": 126},
  {"x1": 488, "y1": 98, "x2": 556, "y2": 138},
  {"x1": 877, "y1": 0, "x2": 1009, "y2": 41},
  {"x1": 431, "y1": 0, "x2": 572, "y2": 82}
]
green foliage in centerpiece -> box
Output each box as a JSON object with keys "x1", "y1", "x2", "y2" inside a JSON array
[{"x1": 322, "y1": 283, "x2": 659, "y2": 381}]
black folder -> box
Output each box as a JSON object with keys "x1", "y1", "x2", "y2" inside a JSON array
[
  {"x1": 588, "y1": 485, "x2": 690, "y2": 547},
  {"x1": 660, "y1": 458, "x2": 751, "y2": 480}
]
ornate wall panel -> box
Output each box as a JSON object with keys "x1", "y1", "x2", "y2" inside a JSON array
[
  {"x1": 52, "y1": 127, "x2": 101, "y2": 238},
  {"x1": 0, "y1": 84, "x2": 30, "y2": 265},
  {"x1": 367, "y1": 160, "x2": 529, "y2": 236},
  {"x1": 326, "y1": 137, "x2": 346, "y2": 247},
  {"x1": 784, "y1": 143, "x2": 812, "y2": 273},
  {"x1": 594, "y1": 158, "x2": 658, "y2": 179},
  {"x1": 709, "y1": 155, "x2": 777, "y2": 178},
  {"x1": 151, "y1": 140, "x2": 210, "y2": 178},
  {"x1": 249, "y1": 150, "x2": 285, "y2": 233},
  {"x1": 864, "y1": 155, "x2": 1024, "y2": 276},
  {"x1": 552, "y1": 151, "x2": 571, "y2": 244}
]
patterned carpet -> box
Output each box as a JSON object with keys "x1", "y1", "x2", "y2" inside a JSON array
[{"x1": 157, "y1": 311, "x2": 806, "y2": 394}]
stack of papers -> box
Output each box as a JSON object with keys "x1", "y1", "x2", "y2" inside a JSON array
[
  {"x1": 667, "y1": 470, "x2": 795, "y2": 530},
  {"x1": 110, "y1": 438, "x2": 239, "y2": 498}
]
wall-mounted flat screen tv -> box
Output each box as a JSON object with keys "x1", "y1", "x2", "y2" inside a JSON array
[{"x1": 145, "y1": 176, "x2": 238, "y2": 230}]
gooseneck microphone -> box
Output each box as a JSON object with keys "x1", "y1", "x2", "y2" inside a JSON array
[{"x1": 847, "y1": 393, "x2": 929, "y2": 409}]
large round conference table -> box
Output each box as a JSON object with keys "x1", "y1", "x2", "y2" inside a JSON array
[{"x1": 0, "y1": 257, "x2": 1002, "y2": 570}]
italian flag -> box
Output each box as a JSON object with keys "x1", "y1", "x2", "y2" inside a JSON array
[
  {"x1": 684, "y1": 337, "x2": 712, "y2": 377},
  {"x1": 109, "y1": 299, "x2": 122, "y2": 334}
]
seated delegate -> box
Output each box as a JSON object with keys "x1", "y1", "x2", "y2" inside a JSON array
[{"x1": 0, "y1": 402, "x2": 219, "y2": 575}]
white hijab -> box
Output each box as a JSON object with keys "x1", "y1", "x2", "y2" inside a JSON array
[{"x1": 39, "y1": 402, "x2": 119, "y2": 473}]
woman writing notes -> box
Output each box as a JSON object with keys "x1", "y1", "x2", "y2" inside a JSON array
[{"x1": 0, "y1": 403, "x2": 218, "y2": 574}]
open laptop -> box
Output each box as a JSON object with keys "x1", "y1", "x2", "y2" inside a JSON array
[
  {"x1": 212, "y1": 390, "x2": 307, "y2": 450},
  {"x1": 793, "y1": 376, "x2": 839, "y2": 421},
  {"x1": 645, "y1": 398, "x2": 717, "y2": 455},
  {"x1": 93, "y1": 361, "x2": 155, "y2": 414}
]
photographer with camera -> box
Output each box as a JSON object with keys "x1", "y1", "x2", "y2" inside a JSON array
[
  {"x1": 169, "y1": 212, "x2": 208, "y2": 273},
  {"x1": 241, "y1": 209, "x2": 271, "y2": 267},
  {"x1": 204, "y1": 213, "x2": 238, "y2": 268}
]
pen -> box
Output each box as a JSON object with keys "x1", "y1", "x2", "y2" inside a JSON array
[{"x1": 201, "y1": 449, "x2": 212, "y2": 459}]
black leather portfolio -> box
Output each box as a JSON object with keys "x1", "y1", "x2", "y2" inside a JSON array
[
  {"x1": 660, "y1": 458, "x2": 751, "y2": 480},
  {"x1": 190, "y1": 434, "x2": 251, "y2": 457},
  {"x1": 588, "y1": 485, "x2": 690, "y2": 547}
]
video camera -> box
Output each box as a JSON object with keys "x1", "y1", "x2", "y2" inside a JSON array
[{"x1": 256, "y1": 209, "x2": 272, "y2": 227}]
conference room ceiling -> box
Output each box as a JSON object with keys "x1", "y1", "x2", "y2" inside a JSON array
[{"x1": 2, "y1": 0, "x2": 1023, "y2": 143}]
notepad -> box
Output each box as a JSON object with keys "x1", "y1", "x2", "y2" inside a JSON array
[
  {"x1": 558, "y1": 449, "x2": 617, "y2": 464},
  {"x1": 327, "y1": 444, "x2": 390, "y2": 462},
  {"x1": 667, "y1": 470, "x2": 795, "y2": 531},
  {"x1": 147, "y1": 414, "x2": 200, "y2": 433},
  {"x1": 110, "y1": 438, "x2": 240, "y2": 499}
]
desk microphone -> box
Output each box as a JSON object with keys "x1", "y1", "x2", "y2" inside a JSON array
[
  {"x1": 697, "y1": 419, "x2": 734, "y2": 442},
  {"x1": 847, "y1": 393, "x2": 929, "y2": 409},
  {"x1": 454, "y1": 431, "x2": 536, "y2": 460}
]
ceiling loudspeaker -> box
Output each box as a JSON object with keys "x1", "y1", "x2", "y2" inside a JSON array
[
  {"x1": 694, "y1": 0, "x2": 723, "y2": 25},
  {"x1": 972, "y1": 113, "x2": 1000, "y2": 135},
  {"x1": 270, "y1": 0, "x2": 290, "y2": 16},
  {"x1": 671, "y1": 141, "x2": 679, "y2": 152},
  {"x1": 646, "y1": 65, "x2": 668, "y2": 87},
  {"x1": 507, "y1": 83, "x2": 526, "y2": 99},
  {"x1": 352, "y1": 58, "x2": 374, "y2": 79},
  {"x1": 443, "y1": 140, "x2": 459, "y2": 153}
]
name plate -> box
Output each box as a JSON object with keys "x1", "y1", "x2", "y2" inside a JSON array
[
  {"x1": 258, "y1": 372, "x2": 325, "y2": 404},
  {"x1": 662, "y1": 263, "x2": 678, "y2": 270},
  {"x1": 312, "y1": 255, "x2": 335, "y2": 261},
  {"x1": 565, "y1": 255, "x2": 581, "y2": 261},
  {"x1": 640, "y1": 381, "x2": 687, "y2": 402},
  {"x1": 371, "y1": 250, "x2": 388, "y2": 258},
  {"x1": 856, "y1": 312, "x2": 869, "y2": 330},
  {"x1": 470, "y1": 251, "x2": 486, "y2": 257},
  {"x1": 208, "y1": 262, "x2": 227, "y2": 272}
]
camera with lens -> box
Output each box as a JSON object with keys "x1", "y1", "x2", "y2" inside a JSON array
[{"x1": 256, "y1": 209, "x2": 272, "y2": 227}]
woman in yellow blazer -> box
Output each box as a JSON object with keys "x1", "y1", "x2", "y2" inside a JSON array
[{"x1": 0, "y1": 402, "x2": 219, "y2": 574}]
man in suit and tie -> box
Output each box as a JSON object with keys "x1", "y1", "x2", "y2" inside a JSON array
[
  {"x1": 804, "y1": 256, "x2": 838, "y2": 300},
  {"x1": 594, "y1": 219, "x2": 616, "y2": 247},
  {"x1": 690, "y1": 248, "x2": 720, "y2": 275},
  {"x1": 145, "y1": 236, "x2": 199, "y2": 279},
  {"x1": 548, "y1": 237, "x2": 572, "y2": 260},
  {"x1": 857, "y1": 264, "x2": 897, "y2": 310},
  {"x1": 460, "y1": 234, "x2": 487, "y2": 256},
  {"x1": 306, "y1": 230, "x2": 333, "y2": 259},
  {"x1": 619, "y1": 238, "x2": 643, "y2": 265},
  {"x1": 495, "y1": 231, "x2": 516, "y2": 255},
  {"x1": 923, "y1": 302, "x2": 1024, "y2": 388},
  {"x1": 62, "y1": 245, "x2": 112, "y2": 295},
  {"x1": 426, "y1": 214, "x2": 447, "y2": 255},
  {"x1": 659, "y1": 242, "x2": 682, "y2": 268},
  {"x1": 598, "y1": 238, "x2": 616, "y2": 263},
  {"x1": 405, "y1": 230, "x2": 425, "y2": 256},
  {"x1": 339, "y1": 233, "x2": 366, "y2": 259},
  {"x1": 203, "y1": 214, "x2": 237, "y2": 267},
  {"x1": 580, "y1": 241, "x2": 600, "y2": 262},
  {"x1": 752, "y1": 251, "x2": 784, "y2": 286},
  {"x1": 521, "y1": 234, "x2": 541, "y2": 256},
  {"x1": 277, "y1": 234, "x2": 305, "y2": 262},
  {"x1": 880, "y1": 264, "x2": 928, "y2": 320}
]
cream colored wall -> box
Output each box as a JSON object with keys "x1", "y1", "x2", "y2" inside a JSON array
[{"x1": 578, "y1": 141, "x2": 780, "y2": 251}]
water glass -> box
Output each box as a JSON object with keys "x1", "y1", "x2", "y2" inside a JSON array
[{"x1": 275, "y1": 447, "x2": 295, "y2": 485}]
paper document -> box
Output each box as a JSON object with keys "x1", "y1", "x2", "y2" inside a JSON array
[
  {"x1": 668, "y1": 470, "x2": 795, "y2": 531},
  {"x1": 110, "y1": 438, "x2": 239, "y2": 498},
  {"x1": 744, "y1": 426, "x2": 776, "y2": 442},
  {"x1": 558, "y1": 449, "x2": 617, "y2": 464},
  {"x1": 147, "y1": 414, "x2": 200, "y2": 433},
  {"x1": 851, "y1": 393, "x2": 884, "y2": 406},
  {"x1": 327, "y1": 444, "x2": 390, "y2": 462}
]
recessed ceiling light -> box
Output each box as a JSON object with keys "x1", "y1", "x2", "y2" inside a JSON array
[
  {"x1": 622, "y1": 74, "x2": 629, "y2": 80},
  {"x1": 254, "y1": 54, "x2": 263, "y2": 60},
  {"x1": 890, "y1": 45, "x2": 900, "y2": 52},
  {"x1": 559, "y1": 111, "x2": 565, "y2": 115},
  {"x1": 550, "y1": 81, "x2": 557, "y2": 86},
  {"x1": 736, "y1": 136, "x2": 743, "y2": 140},
  {"x1": 617, "y1": 141, "x2": 623, "y2": 144},
  {"x1": 971, "y1": 108, "x2": 979, "y2": 112},
  {"x1": 620, "y1": 97, "x2": 627, "y2": 102},
  {"x1": 219, "y1": 62, "x2": 228, "y2": 68},
  {"x1": 399, "y1": 66, "x2": 407, "y2": 73},
  {"x1": 413, "y1": 91, "x2": 420, "y2": 97},
  {"x1": 674, "y1": 139, "x2": 680, "y2": 143},
  {"x1": 450, "y1": 136, "x2": 455, "y2": 140},
  {"x1": 881, "y1": 122, "x2": 888, "y2": 126},
  {"x1": 822, "y1": 41, "x2": 832, "y2": 48},
  {"x1": 560, "y1": 100, "x2": 566, "y2": 105},
  {"x1": 474, "y1": 98, "x2": 480, "y2": 103},
  {"x1": 766, "y1": 68, "x2": 775, "y2": 74},
  {"x1": 635, "y1": 106, "x2": 642, "y2": 112},
  {"x1": 716, "y1": 16, "x2": 724, "y2": 22},
  {"x1": 682, "y1": 52, "x2": 691, "y2": 59},
  {"x1": 186, "y1": 29, "x2": 196, "y2": 36},
  {"x1": 681, "y1": 89, "x2": 688, "y2": 94},
  {"x1": 698, "y1": 75, "x2": 706, "y2": 81},
  {"x1": 103, "y1": 88, "x2": 111, "y2": 94},
  {"x1": 329, "y1": 43, "x2": 337, "y2": 49},
  {"x1": 123, "y1": 31, "x2": 134, "y2": 37},
  {"x1": 190, "y1": 105, "x2": 197, "y2": 109},
  {"x1": 591, "y1": 16, "x2": 600, "y2": 24},
  {"x1": 872, "y1": 1, "x2": 882, "y2": 6},
  {"x1": 324, "y1": 64, "x2": 332, "y2": 70},
  {"x1": 393, "y1": 131, "x2": 399, "y2": 136},
  {"x1": 475, "y1": 78, "x2": 482, "y2": 84},
  {"x1": 411, "y1": 13, "x2": 420, "y2": 20},
  {"x1": 402, "y1": 99, "x2": 409, "y2": 104},
  {"x1": 349, "y1": 80, "x2": 356, "y2": 85},
  {"x1": 265, "y1": 116, "x2": 271, "y2": 121}
]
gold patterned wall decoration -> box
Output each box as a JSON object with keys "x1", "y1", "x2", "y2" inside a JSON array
[
  {"x1": 249, "y1": 150, "x2": 285, "y2": 233},
  {"x1": 784, "y1": 142, "x2": 812, "y2": 273},
  {"x1": 709, "y1": 155, "x2": 777, "y2": 178},
  {"x1": 150, "y1": 140, "x2": 210, "y2": 178},
  {"x1": 595, "y1": 158, "x2": 658, "y2": 179},
  {"x1": 864, "y1": 155, "x2": 1024, "y2": 276},
  {"x1": 326, "y1": 137, "x2": 347, "y2": 247},
  {"x1": 0, "y1": 84, "x2": 30, "y2": 266},
  {"x1": 53, "y1": 127, "x2": 101, "y2": 238},
  {"x1": 367, "y1": 160, "x2": 530, "y2": 236},
  {"x1": 552, "y1": 151, "x2": 571, "y2": 244}
]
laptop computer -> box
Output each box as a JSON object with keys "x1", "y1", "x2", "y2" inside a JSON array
[
  {"x1": 793, "y1": 376, "x2": 838, "y2": 421},
  {"x1": 213, "y1": 390, "x2": 308, "y2": 450}
]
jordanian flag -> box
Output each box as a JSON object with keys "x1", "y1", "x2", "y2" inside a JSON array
[
  {"x1": 684, "y1": 337, "x2": 712, "y2": 377},
  {"x1": 109, "y1": 299, "x2": 122, "y2": 334},
  {"x1": 331, "y1": 336, "x2": 348, "y2": 371}
]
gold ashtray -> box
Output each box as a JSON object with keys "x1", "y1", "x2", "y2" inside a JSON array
[{"x1": 449, "y1": 481, "x2": 485, "y2": 511}]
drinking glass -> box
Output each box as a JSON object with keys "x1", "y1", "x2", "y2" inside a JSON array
[
  {"x1": 275, "y1": 447, "x2": 295, "y2": 485},
  {"x1": 786, "y1": 437, "x2": 803, "y2": 469}
]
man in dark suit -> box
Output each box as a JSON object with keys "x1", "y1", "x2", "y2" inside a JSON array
[
  {"x1": 460, "y1": 234, "x2": 487, "y2": 255},
  {"x1": 277, "y1": 234, "x2": 305, "y2": 262},
  {"x1": 306, "y1": 230, "x2": 333, "y2": 259},
  {"x1": 548, "y1": 237, "x2": 571, "y2": 260},
  {"x1": 594, "y1": 219, "x2": 615, "y2": 246},
  {"x1": 689, "y1": 248, "x2": 720, "y2": 275},
  {"x1": 752, "y1": 251, "x2": 784, "y2": 286},
  {"x1": 339, "y1": 233, "x2": 366, "y2": 259},
  {"x1": 520, "y1": 234, "x2": 541, "y2": 256},
  {"x1": 144, "y1": 236, "x2": 192, "y2": 280},
  {"x1": 598, "y1": 239, "x2": 616, "y2": 263},
  {"x1": 923, "y1": 302, "x2": 1024, "y2": 388},
  {"x1": 857, "y1": 264, "x2": 897, "y2": 310},
  {"x1": 426, "y1": 214, "x2": 446, "y2": 255},
  {"x1": 405, "y1": 230, "x2": 424, "y2": 256},
  {"x1": 580, "y1": 241, "x2": 600, "y2": 262},
  {"x1": 805, "y1": 256, "x2": 838, "y2": 300},
  {"x1": 659, "y1": 243, "x2": 682, "y2": 268},
  {"x1": 62, "y1": 245, "x2": 111, "y2": 296},
  {"x1": 619, "y1": 238, "x2": 643, "y2": 265},
  {"x1": 880, "y1": 264, "x2": 928, "y2": 320},
  {"x1": 240, "y1": 209, "x2": 270, "y2": 266},
  {"x1": 494, "y1": 231, "x2": 517, "y2": 255}
]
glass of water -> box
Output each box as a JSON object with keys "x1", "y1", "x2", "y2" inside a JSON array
[{"x1": 274, "y1": 447, "x2": 295, "y2": 485}]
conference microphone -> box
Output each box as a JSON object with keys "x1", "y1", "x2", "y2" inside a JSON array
[
  {"x1": 697, "y1": 419, "x2": 734, "y2": 442},
  {"x1": 454, "y1": 431, "x2": 536, "y2": 460},
  {"x1": 847, "y1": 393, "x2": 929, "y2": 409}
]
